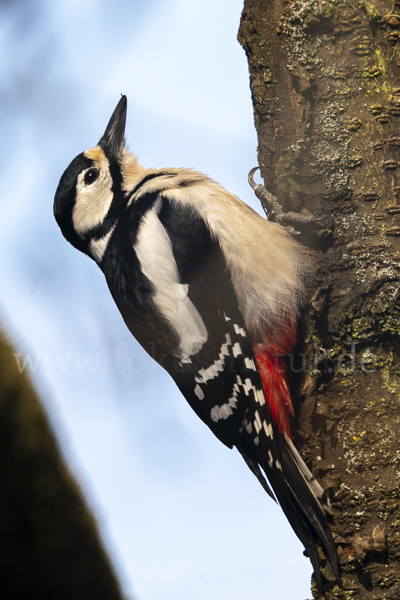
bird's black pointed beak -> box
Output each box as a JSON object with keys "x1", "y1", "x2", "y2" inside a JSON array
[{"x1": 98, "y1": 95, "x2": 127, "y2": 159}]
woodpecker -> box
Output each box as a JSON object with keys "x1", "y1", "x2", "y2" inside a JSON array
[{"x1": 54, "y1": 96, "x2": 340, "y2": 592}]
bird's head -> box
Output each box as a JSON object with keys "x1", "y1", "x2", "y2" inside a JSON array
[{"x1": 54, "y1": 95, "x2": 130, "y2": 254}]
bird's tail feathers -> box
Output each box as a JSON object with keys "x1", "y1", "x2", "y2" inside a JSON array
[
  {"x1": 283, "y1": 432, "x2": 332, "y2": 514},
  {"x1": 242, "y1": 430, "x2": 341, "y2": 593},
  {"x1": 239, "y1": 449, "x2": 277, "y2": 502},
  {"x1": 274, "y1": 433, "x2": 341, "y2": 591}
]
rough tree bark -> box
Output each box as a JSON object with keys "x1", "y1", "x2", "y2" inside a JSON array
[{"x1": 239, "y1": 1, "x2": 400, "y2": 598}]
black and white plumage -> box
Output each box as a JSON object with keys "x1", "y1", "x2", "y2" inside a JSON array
[{"x1": 54, "y1": 96, "x2": 340, "y2": 592}]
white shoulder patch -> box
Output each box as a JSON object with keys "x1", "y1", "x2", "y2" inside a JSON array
[{"x1": 135, "y1": 199, "x2": 208, "y2": 359}]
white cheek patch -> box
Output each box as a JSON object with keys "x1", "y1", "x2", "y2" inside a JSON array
[
  {"x1": 72, "y1": 164, "x2": 114, "y2": 236},
  {"x1": 135, "y1": 200, "x2": 208, "y2": 360},
  {"x1": 90, "y1": 223, "x2": 116, "y2": 263}
]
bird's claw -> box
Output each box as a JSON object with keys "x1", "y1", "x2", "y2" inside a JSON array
[{"x1": 248, "y1": 167, "x2": 330, "y2": 235}]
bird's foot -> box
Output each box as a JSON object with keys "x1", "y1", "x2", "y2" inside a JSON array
[{"x1": 248, "y1": 167, "x2": 329, "y2": 235}]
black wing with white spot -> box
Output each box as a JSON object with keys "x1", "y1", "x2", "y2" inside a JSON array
[{"x1": 156, "y1": 198, "x2": 271, "y2": 446}]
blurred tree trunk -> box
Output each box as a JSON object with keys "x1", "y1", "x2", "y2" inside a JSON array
[
  {"x1": 0, "y1": 330, "x2": 127, "y2": 600},
  {"x1": 239, "y1": 1, "x2": 400, "y2": 598}
]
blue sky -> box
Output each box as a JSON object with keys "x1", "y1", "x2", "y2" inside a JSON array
[{"x1": 0, "y1": 1, "x2": 313, "y2": 598}]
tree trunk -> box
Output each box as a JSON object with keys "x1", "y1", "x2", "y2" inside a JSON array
[
  {"x1": 0, "y1": 330, "x2": 126, "y2": 600},
  {"x1": 239, "y1": 1, "x2": 400, "y2": 598}
]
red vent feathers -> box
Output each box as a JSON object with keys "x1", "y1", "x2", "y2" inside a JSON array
[{"x1": 255, "y1": 322, "x2": 297, "y2": 438}]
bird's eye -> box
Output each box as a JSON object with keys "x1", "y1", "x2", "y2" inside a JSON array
[{"x1": 84, "y1": 168, "x2": 100, "y2": 185}]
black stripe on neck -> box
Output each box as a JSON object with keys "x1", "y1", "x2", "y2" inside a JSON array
[
  {"x1": 129, "y1": 171, "x2": 179, "y2": 199},
  {"x1": 90, "y1": 170, "x2": 178, "y2": 243},
  {"x1": 128, "y1": 190, "x2": 165, "y2": 242}
]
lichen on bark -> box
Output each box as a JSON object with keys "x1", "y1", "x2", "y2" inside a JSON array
[{"x1": 239, "y1": 0, "x2": 400, "y2": 597}]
